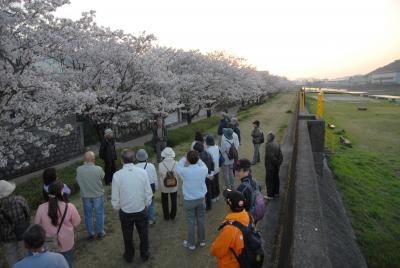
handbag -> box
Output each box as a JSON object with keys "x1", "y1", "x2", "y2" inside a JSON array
[{"x1": 44, "y1": 203, "x2": 68, "y2": 252}]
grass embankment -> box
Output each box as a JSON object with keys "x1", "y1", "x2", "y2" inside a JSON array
[
  {"x1": 3, "y1": 93, "x2": 296, "y2": 268},
  {"x1": 307, "y1": 94, "x2": 400, "y2": 268}
]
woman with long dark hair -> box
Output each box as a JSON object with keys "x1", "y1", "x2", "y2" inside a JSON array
[
  {"x1": 191, "y1": 130, "x2": 204, "y2": 149},
  {"x1": 42, "y1": 168, "x2": 71, "y2": 201},
  {"x1": 35, "y1": 181, "x2": 81, "y2": 267}
]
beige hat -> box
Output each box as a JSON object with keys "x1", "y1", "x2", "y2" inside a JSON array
[
  {"x1": 0, "y1": 180, "x2": 16, "y2": 198},
  {"x1": 104, "y1": 128, "x2": 113, "y2": 136},
  {"x1": 161, "y1": 147, "x2": 175, "y2": 158}
]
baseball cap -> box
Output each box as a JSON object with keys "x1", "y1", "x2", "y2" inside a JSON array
[{"x1": 223, "y1": 189, "x2": 245, "y2": 212}]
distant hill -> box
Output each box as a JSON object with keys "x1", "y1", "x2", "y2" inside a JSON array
[{"x1": 368, "y1": 59, "x2": 400, "y2": 75}]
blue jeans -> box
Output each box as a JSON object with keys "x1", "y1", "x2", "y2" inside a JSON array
[
  {"x1": 82, "y1": 196, "x2": 105, "y2": 237},
  {"x1": 253, "y1": 143, "x2": 261, "y2": 163},
  {"x1": 148, "y1": 183, "x2": 156, "y2": 222},
  {"x1": 184, "y1": 198, "x2": 206, "y2": 246},
  {"x1": 60, "y1": 249, "x2": 73, "y2": 268}
]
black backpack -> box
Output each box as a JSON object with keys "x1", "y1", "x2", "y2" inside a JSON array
[
  {"x1": 226, "y1": 140, "x2": 239, "y2": 161},
  {"x1": 200, "y1": 151, "x2": 214, "y2": 174},
  {"x1": 219, "y1": 214, "x2": 265, "y2": 268}
]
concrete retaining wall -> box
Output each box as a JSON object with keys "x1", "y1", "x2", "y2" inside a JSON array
[{"x1": 290, "y1": 115, "x2": 367, "y2": 268}]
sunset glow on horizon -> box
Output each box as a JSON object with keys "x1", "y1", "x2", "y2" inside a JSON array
[{"x1": 56, "y1": 0, "x2": 400, "y2": 80}]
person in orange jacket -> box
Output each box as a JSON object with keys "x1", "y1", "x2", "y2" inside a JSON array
[{"x1": 211, "y1": 189, "x2": 250, "y2": 268}]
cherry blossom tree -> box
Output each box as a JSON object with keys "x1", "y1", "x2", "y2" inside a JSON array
[
  {"x1": 0, "y1": 0, "x2": 289, "y2": 171},
  {"x1": 45, "y1": 11, "x2": 157, "y2": 141},
  {"x1": 0, "y1": 0, "x2": 90, "y2": 169}
]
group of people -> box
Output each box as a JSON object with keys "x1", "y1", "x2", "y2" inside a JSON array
[{"x1": 0, "y1": 111, "x2": 283, "y2": 268}]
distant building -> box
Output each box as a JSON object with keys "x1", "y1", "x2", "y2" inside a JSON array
[
  {"x1": 349, "y1": 75, "x2": 368, "y2": 86},
  {"x1": 368, "y1": 60, "x2": 400, "y2": 85}
]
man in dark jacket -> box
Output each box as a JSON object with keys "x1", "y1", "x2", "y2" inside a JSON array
[
  {"x1": 264, "y1": 132, "x2": 283, "y2": 199},
  {"x1": 99, "y1": 128, "x2": 117, "y2": 185},
  {"x1": 235, "y1": 159, "x2": 261, "y2": 212},
  {"x1": 217, "y1": 111, "x2": 230, "y2": 136},
  {"x1": 251, "y1": 120, "x2": 264, "y2": 165},
  {"x1": 152, "y1": 118, "x2": 168, "y2": 163},
  {"x1": 0, "y1": 180, "x2": 30, "y2": 267}
]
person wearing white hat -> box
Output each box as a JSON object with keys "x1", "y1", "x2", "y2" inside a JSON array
[
  {"x1": 135, "y1": 149, "x2": 158, "y2": 225},
  {"x1": 99, "y1": 128, "x2": 117, "y2": 185},
  {"x1": 0, "y1": 180, "x2": 30, "y2": 267},
  {"x1": 157, "y1": 147, "x2": 179, "y2": 220}
]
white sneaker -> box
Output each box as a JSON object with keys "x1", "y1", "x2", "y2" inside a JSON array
[
  {"x1": 183, "y1": 240, "x2": 196, "y2": 250},
  {"x1": 199, "y1": 242, "x2": 206, "y2": 247}
]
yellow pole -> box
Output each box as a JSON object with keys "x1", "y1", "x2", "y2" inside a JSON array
[
  {"x1": 300, "y1": 89, "x2": 305, "y2": 112},
  {"x1": 316, "y1": 92, "x2": 324, "y2": 119}
]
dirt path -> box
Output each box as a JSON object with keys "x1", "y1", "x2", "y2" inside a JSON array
[{"x1": 72, "y1": 93, "x2": 297, "y2": 268}]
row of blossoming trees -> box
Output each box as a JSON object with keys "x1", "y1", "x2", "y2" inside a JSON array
[{"x1": 0, "y1": 0, "x2": 290, "y2": 169}]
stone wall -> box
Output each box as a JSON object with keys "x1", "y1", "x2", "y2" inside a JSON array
[{"x1": 1, "y1": 119, "x2": 84, "y2": 180}]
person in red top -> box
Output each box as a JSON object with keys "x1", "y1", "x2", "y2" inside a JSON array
[{"x1": 211, "y1": 189, "x2": 250, "y2": 268}]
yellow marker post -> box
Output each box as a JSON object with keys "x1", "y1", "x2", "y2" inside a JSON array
[
  {"x1": 300, "y1": 90, "x2": 305, "y2": 112},
  {"x1": 316, "y1": 91, "x2": 324, "y2": 119}
]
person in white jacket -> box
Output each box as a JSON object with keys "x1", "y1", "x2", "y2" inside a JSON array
[
  {"x1": 157, "y1": 147, "x2": 179, "y2": 220},
  {"x1": 220, "y1": 125, "x2": 240, "y2": 189},
  {"x1": 111, "y1": 149, "x2": 152, "y2": 263},
  {"x1": 205, "y1": 135, "x2": 221, "y2": 201}
]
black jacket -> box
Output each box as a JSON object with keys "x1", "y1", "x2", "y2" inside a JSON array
[
  {"x1": 99, "y1": 138, "x2": 117, "y2": 165},
  {"x1": 217, "y1": 118, "x2": 229, "y2": 135},
  {"x1": 265, "y1": 141, "x2": 283, "y2": 170}
]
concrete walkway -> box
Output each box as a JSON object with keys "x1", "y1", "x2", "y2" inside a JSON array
[{"x1": 11, "y1": 106, "x2": 239, "y2": 185}]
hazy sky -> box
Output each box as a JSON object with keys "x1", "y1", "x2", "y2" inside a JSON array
[{"x1": 55, "y1": 0, "x2": 400, "y2": 79}]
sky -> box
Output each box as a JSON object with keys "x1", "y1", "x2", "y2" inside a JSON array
[{"x1": 55, "y1": 0, "x2": 400, "y2": 80}]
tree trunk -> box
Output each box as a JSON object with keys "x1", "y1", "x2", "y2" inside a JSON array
[
  {"x1": 95, "y1": 124, "x2": 106, "y2": 144},
  {"x1": 186, "y1": 114, "x2": 192, "y2": 124},
  {"x1": 207, "y1": 109, "x2": 211, "y2": 118}
]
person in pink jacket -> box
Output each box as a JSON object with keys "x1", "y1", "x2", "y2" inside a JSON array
[{"x1": 35, "y1": 181, "x2": 81, "y2": 268}]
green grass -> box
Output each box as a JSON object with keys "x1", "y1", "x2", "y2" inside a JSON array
[{"x1": 306, "y1": 93, "x2": 400, "y2": 268}]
